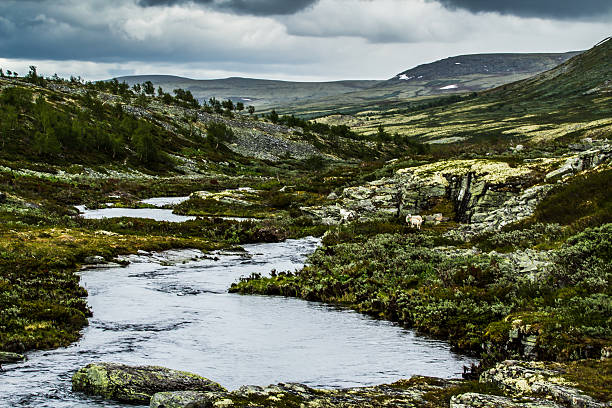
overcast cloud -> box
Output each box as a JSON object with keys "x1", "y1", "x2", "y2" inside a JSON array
[
  {"x1": 437, "y1": 0, "x2": 612, "y2": 19},
  {"x1": 138, "y1": 0, "x2": 320, "y2": 16},
  {"x1": 0, "y1": 0, "x2": 609, "y2": 81}
]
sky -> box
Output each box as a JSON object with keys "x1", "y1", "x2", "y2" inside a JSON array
[{"x1": 0, "y1": 0, "x2": 610, "y2": 82}]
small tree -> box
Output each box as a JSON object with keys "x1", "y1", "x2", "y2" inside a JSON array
[
  {"x1": 236, "y1": 102, "x2": 244, "y2": 113},
  {"x1": 131, "y1": 121, "x2": 160, "y2": 164},
  {"x1": 26, "y1": 65, "x2": 44, "y2": 85},
  {"x1": 248, "y1": 106, "x2": 255, "y2": 115},
  {"x1": 135, "y1": 93, "x2": 149, "y2": 108},
  {"x1": 206, "y1": 122, "x2": 234, "y2": 149},
  {"x1": 268, "y1": 109, "x2": 279, "y2": 124},
  {"x1": 221, "y1": 99, "x2": 234, "y2": 112},
  {"x1": 376, "y1": 124, "x2": 391, "y2": 142},
  {"x1": 143, "y1": 81, "x2": 155, "y2": 96},
  {"x1": 157, "y1": 86, "x2": 164, "y2": 97}
]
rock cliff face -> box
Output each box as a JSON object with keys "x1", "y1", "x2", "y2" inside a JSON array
[{"x1": 304, "y1": 143, "x2": 611, "y2": 231}]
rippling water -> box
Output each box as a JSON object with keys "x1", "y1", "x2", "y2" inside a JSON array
[
  {"x1": 1, "y1": 237, "x2": 476, "y2": 407},
  {"x1": 76, "y1": 202, "x2": 258, "y2": 223},
  {"x1": 75, "y1": 206, "x2": 196, "y2": 223},
  {"x1": 139, "y1": 196, "x2": 190, "y2": 207}
]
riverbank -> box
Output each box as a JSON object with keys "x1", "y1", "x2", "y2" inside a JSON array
[
  {"x1": 67, "y1": 359, "x2": 611, "y2": 407},
  {"x1": 0, "y1": 193, "x2": 325, "y2": 354},
  {"x1": 232, "y1": 223, "x2": 612, "y2": 363}
]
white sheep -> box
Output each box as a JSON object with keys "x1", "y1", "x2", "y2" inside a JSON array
[
  {"x1": 406, "y1": 214, "x2": 423, "y2": 230},
  {"x1": 339, "y1": 208, "x2": 356, "y2": 223}
]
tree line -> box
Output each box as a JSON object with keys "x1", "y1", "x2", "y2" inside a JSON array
[{"x1": 0, "y1": 87, "x2": 164, "y2": 165}]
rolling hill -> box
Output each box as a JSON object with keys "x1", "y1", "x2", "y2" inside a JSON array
[
  {"x1": 320, "y1": 38, "x2": 610, "y2": 146},
  {"x1": 116, "y1": 51, "x2": 581, "y2": 117},
  {"x1": 113, "y1": 75, "x2": 380, "y2": 110},
  {"x1": 272, "y1": 51, "x2": 581, "y2": 117}
]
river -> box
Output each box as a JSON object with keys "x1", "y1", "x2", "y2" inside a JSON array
[{"x1": 2, "y1": 206, "x2": 476, "y2": 407}]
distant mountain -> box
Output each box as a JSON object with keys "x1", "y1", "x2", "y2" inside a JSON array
[
  {"x1": 387, "y1": 51, "x2": 581, "y2": 92},
  {"x1": 113, "y1": 75, "x2": 381, "y2": 109},
  {"x1": 273, "y1": 51, "x2": 582, "y2": 116},
  {"x1": 328, "y1": 37, "x2": 611, "y2": 145}
]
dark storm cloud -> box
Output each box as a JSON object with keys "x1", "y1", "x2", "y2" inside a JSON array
[
  {"x1": 437, "y1": 0, "x2": 612, "y2": 19},
  {"x1": 138, "y1": 0, "x2": 319, "y2": 15},
  {"x1": 0, "y1": 0, "x2": 308, "y2": 64}
]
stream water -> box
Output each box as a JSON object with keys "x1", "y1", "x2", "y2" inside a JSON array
[
  {"x1": 2, "y1": 208, "x2": 477, "y2": 407},
  {"x1": 76, "y1": 197, "x2": 257, "y2": 223}
]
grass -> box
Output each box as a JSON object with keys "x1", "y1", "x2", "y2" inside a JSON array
[{"x1": 563, "y1": 359, "x2": 612, "y2": 402}]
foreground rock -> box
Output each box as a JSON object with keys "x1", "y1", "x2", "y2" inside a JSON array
[
  {"x1": 151, "y1": 378, "x2": 463, "y2": 408},
  {"x1": 480, "y1": 360, "x2": 609, "y2": 408},
  {"x1": 451, "y1": 393, "x2": 562, "y2": 408},
  {"x1": 0, "y1": 351, "x2": 26, "y2": 364},
  {"x1": 72, "y1": 363, "x2": 226, "y2": 404}
]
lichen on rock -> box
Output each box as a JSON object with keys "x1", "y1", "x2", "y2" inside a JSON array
[{"x1": 71, "y1": 362, "x2": 226, "y2": 404}]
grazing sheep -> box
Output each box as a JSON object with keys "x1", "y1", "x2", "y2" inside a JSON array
[
  {"x1": 406, "y1": 214, "x2": 423, "y2": 230},
  {"x1": 339, "y1": 208, "x2": 356, "y2": 223}
]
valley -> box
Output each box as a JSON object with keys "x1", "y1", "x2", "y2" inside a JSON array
[{"x1": 0, "y1": 37, "x2": 610, "y2": 408}]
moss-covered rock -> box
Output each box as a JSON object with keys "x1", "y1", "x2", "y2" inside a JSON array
[
  {"x1": 150, "y1": 378, "x2": 463, "y2": 408},
  {"x1": 150, "y1": 391, "x2": 223, "y2": 408},
  {"x1": 0, "y1": 351, "x2": 26, "y2": 364},
  {"x1": 71, "y1": 362, "x2": 226, "y2": 404},
  {"x1": 450, "y1": 392, "x2": 562, "y2": 408},
  {"x1": 480, "y1": 360, "x2": 610, "y2": 408}
]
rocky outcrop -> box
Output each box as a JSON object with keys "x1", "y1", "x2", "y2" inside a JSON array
[
  {"x1": 480, "y1": 361, "x2": 610, "y2": 408},
  {"x1": 150, "y1": 378, "x2": 462, "y2": 408},
  {"x1": 71, "y1": 363, "x2": 226, "y2": 404},
  {"x1": 450, "y1": 392, "x2": 562, "y2": 408},
  {"x1": 305, "y1": 145, "x2": 611, "y2": 228},
  {"x1": 0, "y1": 351, "x2": 26, "y2": 364},
  {"x1": 305, "y1": 158, "x2": 558, "y2": 226},
  {"x1": 545, "y1": 143, "x2": 611, "y2": 181},
  {"x1": 466, "y1": 184, "x2": 554, "y2": 234}
]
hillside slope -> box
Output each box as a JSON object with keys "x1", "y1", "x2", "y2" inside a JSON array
[{"x1": 321, "y1": 38, "x2": 611, "y2": 147}]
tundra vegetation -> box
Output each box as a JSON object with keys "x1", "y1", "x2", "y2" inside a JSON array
[{"x1": 1, "y1": 39, "x2": 611, "y2": 406}]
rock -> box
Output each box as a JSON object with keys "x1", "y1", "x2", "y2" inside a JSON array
[
  {"x1": 72, "y1": 363, "x2": 226, "y2": 404},
  {"x1": 480, "y1": 361, "x2": 608, "y2": 408},
  {"x1": 83, "y1": 255, "x2": 106, "y2": 264},
  {"x1": 250, "y1": 226, "x2": 288, "y2": 243},
  {"x1": 451, "y1": 392, "x2": 562, "y2": 408},
  {"x1": 150, "y1": 391, "x2": 222, "y2": 408},
  {"x1": 545, "y1": 144, "x2": 611, "y2": 181},
  {"x1": 0, "y1": 351, "x2": 26, "y2": 364},
  {"x1": 151, "y1": 377, "x2": 462, "y2": 408},
  {"x1": 94, "y1": 230, "x2": 119, "y2": 236}
]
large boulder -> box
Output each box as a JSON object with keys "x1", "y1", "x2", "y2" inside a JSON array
[
  {"x1": 0, "y1": 351, "x2": 26, "y2": 364},
  {"x1": 71, "y1": 363, "x2": 226, "y2": 404}
]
